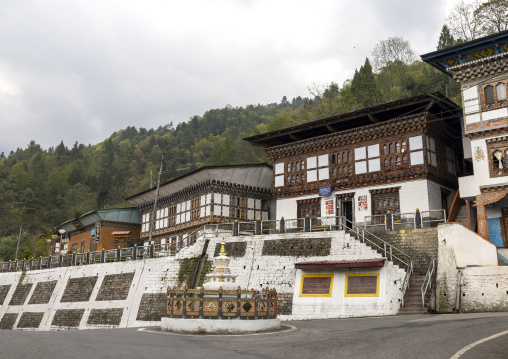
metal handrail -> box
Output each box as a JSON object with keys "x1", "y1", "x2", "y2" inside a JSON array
[
  {"x1": 336, "y1": 216, "x2": 413, "y2": 306},
  {"x1": 421, "y1": 258, "x2": 435, "y2": 308},
  {"x1": 421, "y1": 209, "x2": 446, "y2": 227},
  {"x1": 363, "y1": 214, "x2": 388, "y2": 231},
  {"x1": 0, "y1": 216, "x2": 413, "y2": 279},
  {"x1": 392, "y1": 212, "x2": 416, "y2": 231}
]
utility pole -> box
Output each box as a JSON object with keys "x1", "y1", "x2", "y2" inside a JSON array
[
  {"x1": 148, "y1": 153, "x2": 165, "y2": 245},
  {"x1": 15, "y1": 222, "x2": 25, "y2": 261}
]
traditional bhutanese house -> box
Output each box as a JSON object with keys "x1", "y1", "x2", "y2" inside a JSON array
[
  {"x1": 125, "y1": 164, "x2": 273, "y2": 245},
  {"x1": 57, "y1": 208, "x2": 142, "y2": 254},
  {"x1": 243, "y1": 93, "x2": 463, "y2": 224},
  {"x1": 422, "y1": 30, "x2": 508, "y2": 247}
]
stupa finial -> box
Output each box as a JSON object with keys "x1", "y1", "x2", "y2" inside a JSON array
[{"x1": 220, "y1": 237, "x2": 226, "y2": 255}]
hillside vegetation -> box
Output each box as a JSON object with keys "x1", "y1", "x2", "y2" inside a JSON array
[{"x1": 0, "y1": 32, "x2": 464, "y2": 261}]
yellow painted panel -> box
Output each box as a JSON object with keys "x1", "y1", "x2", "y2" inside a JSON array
[
  {"x1": 344, "y1": 273, "x2": 380, "y2": 297},
  {"x1": 299, "y1": 274, "x2": 334, "y2": 297}
]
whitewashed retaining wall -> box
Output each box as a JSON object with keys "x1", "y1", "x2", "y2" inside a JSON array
[
  {"x1": 0, "y1": 231, "x2": 407, "y2": 330},
  {"x1": 436, "y1": 223, "x2": 507, "y2": 313}
]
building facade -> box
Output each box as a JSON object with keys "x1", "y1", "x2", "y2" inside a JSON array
[
  {"x1": 245, "y1": 94, "x2": 463, "y2": 225},
  {"x1": 57, "y1": 208, "x2": 142, "y2": 253},
  {"x1": 126, "y1": 164, "x2": 273, "y2": 245},
  {"x1": 422, "y1": 30, "x2": 508, "y2": 247}
]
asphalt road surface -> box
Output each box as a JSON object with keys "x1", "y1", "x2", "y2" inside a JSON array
[{"x1": 2, "y1": 313, "x2": 508, "y2": 359}]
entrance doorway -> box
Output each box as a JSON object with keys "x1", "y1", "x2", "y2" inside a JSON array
[{"x1": 336, "y1": 193, "x2": 355, "y2": 227}]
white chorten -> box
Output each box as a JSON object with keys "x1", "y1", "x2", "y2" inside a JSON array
[{"x1": 203, "y1": 238, "x2": 238, "y2": 290}]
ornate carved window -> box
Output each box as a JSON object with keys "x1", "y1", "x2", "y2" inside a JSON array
[
  {"x1": 285, "y1": 159, "x2": 305, "y2": 185},
  {"x1": 297, "y1": 198, "x2": 321, "y2": 218},
  {"x1": 382, "y1": 139, "x2": 408, "y2": 170},
  {"x1": 230, "y1": 195, "x2": 247, "y2": 219},
  {"x1": 168, "y1": 205, "x2": 176, "y2": 227},
  {"x1": 191, "y1": 198, "x2": 201, "y2": 221},
  {"x1": 371, "y1": 188, "x2": 400, "y2": 215},
  {"x1": 330, "y1": 150, "x2": 354, "y2": 178},
  {"x1": 487, "y1": 138, "x2": 508, "y2": 177},
  {"x1": 481, "y1": 80, "x2": 508, "y2": 111}
]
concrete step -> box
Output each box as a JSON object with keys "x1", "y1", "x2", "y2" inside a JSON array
[{"x1": 398, "y1": 307, "x2": 428, "y2": 315}]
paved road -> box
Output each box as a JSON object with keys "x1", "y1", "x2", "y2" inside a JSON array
[{"x1": 2, "y1": 313, "x2": 508, "y2": 359}]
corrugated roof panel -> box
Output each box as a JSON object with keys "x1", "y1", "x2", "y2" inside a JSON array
[
  {"x1": 79, "y1": 212, "x2": 101, "y2": 227},
  {"x1": 118, "y1": 210, "x2": 133, "y2": 223},
  {"x1": 104, "y1": 211, "x2": 120, "y2": 221}
]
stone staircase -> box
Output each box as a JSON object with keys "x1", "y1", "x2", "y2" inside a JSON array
[
  {"x1": 398, "y1": 275, "x2": 429, "y2": 315},
  {"x1": 347, "y1": 230, "x2": 432, "y2": 315},
  {"x1": 453, "y1": 204, "x2": 469, "y2": 227}
]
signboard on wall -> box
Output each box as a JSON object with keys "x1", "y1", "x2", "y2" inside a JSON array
[
  {"x1": 345, "y1": 273, "x2": 379, "y2": 297},
  {"x1": 319, "y1": 185, "x2": 332, "y2": 196},
  {"x1": 299, "y1": 274, "x2": 334, "y2": 297}
]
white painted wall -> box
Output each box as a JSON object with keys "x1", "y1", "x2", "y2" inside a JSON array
[
  {"x1": 0, "y1": 230, "x2": 410, "y2": 329},
  {"x1": 467, "y1": 136, "x2": 508, "y2": 190},
  {"x1": 291, "y1": 265, "x2": 403, "y2": 319},
  {"x1": 436, "y1": 223, "x2": 508, "y2": 313},
  {"x1": 203, "y1": 231, "x2": 406, "y2": 320},
  {"x1": 438, "y1": 222, "x2": 497, "y2": 268},
  {"x1": 0, "y1": 241, "x2": 204, "y2": 331},
  {"x1": 275, "y1": 179, "x2": 452, "y2": 224}
]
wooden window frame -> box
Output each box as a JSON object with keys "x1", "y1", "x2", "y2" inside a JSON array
[
  {"x1": 285, "y1": 159, "x2": 306, "y2": 186},
  {"x1": 481, "y1": 80, "x2": 508, "y2": 111},
  {"x1": 382, "y1": 139, "x2": 409, "y2": 170},
  {"x1": 330, "y1": 150, "x2": 354, "y2": 179},
  {"x1": 487, "y1": 141, "x2": 508, "y2": 178}
]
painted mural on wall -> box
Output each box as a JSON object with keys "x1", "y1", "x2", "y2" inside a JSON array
[
  {"x1": 474, "y1": 146, "x2": 485, "y2": 162},
  {"x1": 358, "y1": 196, "x2": 368, "y2": 211},
  {"x1": 325, "y1": 200, "x2": 334, "y2": 215}
]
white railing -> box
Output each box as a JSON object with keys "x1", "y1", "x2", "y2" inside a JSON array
[{"x1": 0, "y1": 215, "x2": 414, "y2": 277}]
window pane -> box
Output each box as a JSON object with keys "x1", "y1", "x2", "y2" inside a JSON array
[
  {"x1": 497, "y1": 83, "x2": 506, "y2": 100},
  {"x1": 485, "y1": 85, "x2": 495, "y2": 104}
]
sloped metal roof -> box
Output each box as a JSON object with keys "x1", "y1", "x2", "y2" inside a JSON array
[
  {"x1": 57, "y1": 207, "x2": 141, "y2": 233},
  {"x1": 126, "y1": 164, "x2": 273, "y2": 206}
]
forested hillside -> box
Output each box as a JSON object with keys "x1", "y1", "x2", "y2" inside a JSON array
[{"x1": 0, "y1": 15, "x2": 497, "y2": 261}]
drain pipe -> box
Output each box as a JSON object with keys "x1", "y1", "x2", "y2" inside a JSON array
[{"x1": 455, "y1": 268, "x2": 463, "y2": 312}]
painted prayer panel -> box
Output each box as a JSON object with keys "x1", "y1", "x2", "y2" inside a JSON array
[
  {"x1": 345, "y1": 274, "x2": 379, "y2": 297},
  {"x1": 299, "y1": 274, "x2": 334, "y2": 297}
]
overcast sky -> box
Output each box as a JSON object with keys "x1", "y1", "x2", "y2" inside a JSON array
[{"x1": 0, "y1": 0, "x2": 458, "y2": 155}]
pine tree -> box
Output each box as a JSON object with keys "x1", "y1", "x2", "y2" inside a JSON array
[
  {"x1": 350, "y1": 58, "x2": 381, "y2": 108},
  {"x1": 437, "y1": 25, "x2": 457, "y2": 50}
]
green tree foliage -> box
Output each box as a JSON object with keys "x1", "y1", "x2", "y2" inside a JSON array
[
  {"x1": 475, "y1": 0, "x2": 508, "y2": 34},
  {"x1": 351, "y1": 58, "x2": 382, "y2": 107},
  {"x1": 437, "y1": 25, "x2": 459, "y2": 50},
  {"x1": 446, "y1": 0, "x2": 508, "y2": 41}
]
